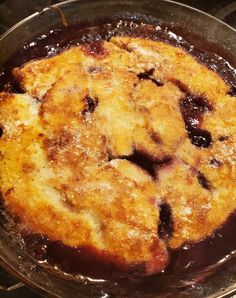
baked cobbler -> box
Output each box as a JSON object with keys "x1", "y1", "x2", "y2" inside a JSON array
[{"x1": 0, "y1": 34, "x2": 235, "y2": 276}]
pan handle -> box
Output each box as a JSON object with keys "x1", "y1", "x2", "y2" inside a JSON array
[
  {"x1": 0, "y1": 281, "x2": 24, "y2": 292},
  {"x1": 0, "y1": 268, "x2": 24, "y2": 292}
]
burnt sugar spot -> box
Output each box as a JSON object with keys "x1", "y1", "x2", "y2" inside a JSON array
[
  {"x1": 218, "y1": 135, "x2": 229, "y2": 142},
  {"x1": 82, "y1": 95, "x2": 98, "y2": 115},
  {"x1": 124, "y1": 150, "x2": 172, "y2": 178},
  {"x1": 158, "y1": 202, "x2": 174, "y2": 240},
  {"x1": 180, "y1": 94, "x2": 212, "y2": 148},
  {"x1": 81, "y1": 41, "x2": 108, "y2": 58},
  {"x1": 197, "y1": 171, "x2": 211, "y2": 191},
  {"x1": 137, "y1": 68, "x2": 163, "y2": 87}
]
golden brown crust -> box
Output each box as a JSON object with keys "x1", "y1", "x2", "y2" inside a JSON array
[
  {"x1": 111, "y1": 37, "x2": 230, "y2": 101},
  {"x1": 0, "y1": 91, "x2": 168, "y2": 274},
  {"x1": 0, "y1": 36, "x2": 235, "y2": 275}
]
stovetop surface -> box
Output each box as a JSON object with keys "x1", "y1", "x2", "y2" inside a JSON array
[{"x1": 0, "y1": 0, "x2": 235, "y2": 297}]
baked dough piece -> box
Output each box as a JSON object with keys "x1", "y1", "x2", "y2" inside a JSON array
[
  {"x1": 109, "y1": 37, "x2": 235, "y2": 249},
  {"x1": 0, "y1": 92, "x2": 168, "y2": 275},
  {"x1": 111, "y1": 37, "x2": 229, "y2": 101},
  {"x1": 13, "y1": 41, "x2": 143, "y2": 98}
]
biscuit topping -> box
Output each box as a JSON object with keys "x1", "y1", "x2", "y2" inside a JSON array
[{"x1": 0, "y1": 34, "x2": 235, "y2": 277}]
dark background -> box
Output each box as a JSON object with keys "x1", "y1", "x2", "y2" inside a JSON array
[
  {"x1": 0, "y1": 0, "x2": 236, "y2": 30},
  {"x1": 0, "y1": 0, "x2": 235, "y2": 297}
]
